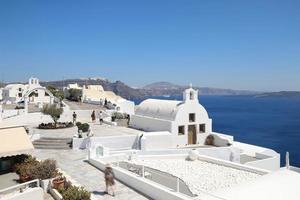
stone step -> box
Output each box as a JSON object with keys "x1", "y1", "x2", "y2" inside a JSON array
[
  {"x1": 33, "y1": 140, "x2": 71, "y2": 144},
  {"x1": 39, "y1": 137, "x2": 72, "y2": 141},
  {"x1": 33, "y1": 137, "x2": 72, "y2": 150},
  {"x1": 33, "y1": 142, "x2": 70, "y2": 146},
  {"x1": 33, "y1": 145, "x2": 71, "y2": 150}
]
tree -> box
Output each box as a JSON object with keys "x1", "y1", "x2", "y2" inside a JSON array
[
  {"x1": 42, "y1": 104, "x2": 63, "y2": 127},
  {"x1": 67, "y1": 88, "x2": 82, "y2": 102},
  {"x1": 46, "y1": 85, "x2": 64, "y2": 101}
]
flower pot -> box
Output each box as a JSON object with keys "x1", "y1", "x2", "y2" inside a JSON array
[
  {"x1": 19, "y1": 174, "x2": 31, "y2": 183},
  {"x1": 52, "y1": 179, "x2": 65, "y2": 190}
]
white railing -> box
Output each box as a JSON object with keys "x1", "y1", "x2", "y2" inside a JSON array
[{"x1": 0, "y1": 179, "x2": 40, "y2": 195}]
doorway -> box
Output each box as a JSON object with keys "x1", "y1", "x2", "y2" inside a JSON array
[{"x1": 188, "y1": 125, "x2": 197, "y2": 145}]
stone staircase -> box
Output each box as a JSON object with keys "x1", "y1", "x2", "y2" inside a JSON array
[{"x1": 33, "y1": 137, "x2": 72, "y2": 150}]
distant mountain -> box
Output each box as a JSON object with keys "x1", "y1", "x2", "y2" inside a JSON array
[
  {"x1": 143, "y1": 82, "x2": 260, "y2": 96},
  {"x1": 4, "y1": 78, "x2": 298, "y2": 100},
  {"x1": 143, "y1": 82, "x2": 182, "y2": 90},
  {"x1": 253, "y1": 91, "x2": 300, "y2": 98},
  {"x1": 40, "y1": 79, "x2": 147, "y2": 100}
]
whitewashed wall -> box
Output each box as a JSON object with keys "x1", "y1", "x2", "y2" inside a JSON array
[
  {"x1": 130, "y1": 115, "x2": 172, "y2": 132},
  {"x1": 3, "y1": 187, "x2": 44, "y2": 200},
  {"x1": 89, "y1": 135, "x2": 138, "y2": 150}
]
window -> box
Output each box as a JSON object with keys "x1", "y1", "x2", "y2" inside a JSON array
[
  {"x1": 189, "y1": 113, "x2": 195, "y2": 122},
  {"x1": 18, "y1": 88, "x2": 22, "y2": 91},
  {"x1": 178, "y1": 126, "x2": 185, "y2": 135},
  {"x1": 199, "y1": 124, "x2": 206, "y2": 133},
  {"x1": 18, "y1": 93, "x2": 22, "y2": 97},
  {"x1": 45, "y1": 91, "x2": 49, "y2": 96},
  {"x1": 190, "y1": 91, "x2": 194, "y2": 100}
]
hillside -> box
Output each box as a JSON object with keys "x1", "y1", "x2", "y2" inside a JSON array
[
  {"x1": 40, "y1": 78, "x2": 147, "y2": 100},
  {"x1": 254, "y1": 91, "x2": 300, "y2": 98},
  {"x1": 6, "y1": 79, "x2": 299, "y2": 100},
  {"x1": 143, "y1": 82, "x2": 259, "y2": 96}
]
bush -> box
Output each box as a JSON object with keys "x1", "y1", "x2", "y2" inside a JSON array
[
  {"x1": 61, "y1": 185, "x2": 91, "y2": 200},
  {"x1": 111, "y1": 112, "x2": 127, "y2": 119},
  {"x1": 76, "y1": 122, "x2": 89, "y2": 133},
  {"x1": 205, "y1": 135, "x2": 215, "y2": 146},
  {"x1": 67, "y1": 89, "x2": 82, "y2": 102},
  {"x1": 38, "y1": 122, "x2": 73, "y2": 129},
  {"x1": 28, "y1": 159, "x2": 58, "y2": 180},
  {"x1": 15, "y1": 156, "x2": 39, "y2": 175}
]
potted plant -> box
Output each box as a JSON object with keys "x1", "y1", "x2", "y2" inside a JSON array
[
  {"x1": 18, "y1": 163, "x2": 31, "y2": 183},
  {"x1": 28, "y1": 159, "x2": 58, "y2": 192},
  {"x1": 52, "y1": 173, "x2": 66, "y2": 190}
]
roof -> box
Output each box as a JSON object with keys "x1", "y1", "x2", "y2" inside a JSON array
[
  {"x1": 4, "y1": 84, "x2": 24, "y2": 90},
  {"x1": 215, "y1": 169, "x2": 300, "y2": 200},
  {"x1": 135, "y1": 99, "x2": 182, "y2": 120},
  {"x1": 0, "y1": 126, "x2": 34, "y2": 157}
]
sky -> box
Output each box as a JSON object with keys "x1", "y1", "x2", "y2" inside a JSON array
[{"x1": 0, "y1": 0, "x2": 299, "y2": 91}]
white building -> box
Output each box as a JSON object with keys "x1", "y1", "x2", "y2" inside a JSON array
[
  {"x1": 2, "y1": 77, "x2": 54, "y2": 105},
  {"x1": 130, "y1": 86, "x2": 212, "y2": 146},
  {"x1": 0, "y1": 87, "x2": 3, "y2": 101},
  {"x1": 64, "y1": 83, "x2": 135, "y2": 114}
]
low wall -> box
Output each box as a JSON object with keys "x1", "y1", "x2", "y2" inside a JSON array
[
  {"x1": 72, "y1": 137, "x2": 90, "y2": 149},
  {"x1": 2, "y1": 187, "x2": 43, "y2": 200},
  {"x1": 90, "y1": 135, "x2": 138, "y2": 150},
  {"x1": 245, "y1": 155, "x2": 280, "y2": 171},
  {"x1": 141, "y1": 132, "x2": 174, "y2": 150},
  {"x1": 89, "y1": 158, "x2": 192, "y2": 200},
  {"x1": 2, "y1": 109, "x2": 25, "y2": 119},
  {"x1": 130, "y1": 115, "x2": 172, "y2": 132},
  {"x1": 137, "y1": 146, "x2": 239, "y2": 162}
]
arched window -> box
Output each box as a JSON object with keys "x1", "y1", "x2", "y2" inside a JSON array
[{"x1": 190, "y1": 91, "x2": 194, "y2": 100}]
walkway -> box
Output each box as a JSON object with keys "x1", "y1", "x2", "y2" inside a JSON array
[
  {"x1": 32, "y1": 149, "x2": 149, "y2": 200},
  {"x1": 63, "y1": 100, "x2": 104, "y2": 110}
]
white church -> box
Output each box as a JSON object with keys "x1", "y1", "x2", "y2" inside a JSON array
[
  {"x1": 1, "y1": 77, "x2": 54, "y2": 105},
  {"x1": 130, "y1": 86, "x2": 213, "y2": 146}
]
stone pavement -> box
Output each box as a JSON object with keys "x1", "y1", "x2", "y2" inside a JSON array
[{"x1": 32, "y1": 149, "x2": 149, "y2": 200}]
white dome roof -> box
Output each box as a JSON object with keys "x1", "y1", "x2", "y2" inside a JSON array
[{"x1": 135, "y1": 99, "x2": 183, "y2": 120}]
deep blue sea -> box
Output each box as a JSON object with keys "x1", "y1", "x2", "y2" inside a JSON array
[{"x1": 133, "y1": 96, "x2": 300, "y2": 167}]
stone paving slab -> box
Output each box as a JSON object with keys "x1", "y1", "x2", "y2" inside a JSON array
[{"x1": 32, "y1": 149, "x2": 149, "y2": 200}]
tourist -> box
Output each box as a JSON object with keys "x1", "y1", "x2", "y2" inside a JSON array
[
  {"x1": 72, "y1": 112, "x2": 77, "y2": 124},
  {"x1": 91, "y1": 110, "x2": 96, "y2": 122},
  {"x1": 127, "y1": 114, "x2": 130, "y2": 126},
  {"x1": 99, "y1": 111, "x2": 103, "y2": 125},
  {"x1": 104, "y1": 164, "x2": 116, "y2": 196},
  {"x1": 104, "y1": 98, "x2": 108, "y2": 106}
]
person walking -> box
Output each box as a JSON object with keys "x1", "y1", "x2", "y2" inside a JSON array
[
  {"x1": 91, "y1": 110, "x2": 96, "y2": 122},
  {"x1": 104, "y1": 164, "x2": 116, "y2": 196},
  {"x1": 99, "y1": 111, "x2": 104, "y2": 125},
  {"x1": 72, "y1": 112, "x2": 77, "y2": 124}
]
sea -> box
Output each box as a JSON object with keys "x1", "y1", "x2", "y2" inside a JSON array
[{"x1": 133, "y1": 95, "x2": 300, "y2": 167}]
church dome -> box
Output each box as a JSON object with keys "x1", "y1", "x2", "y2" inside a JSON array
[{"x1": 135, "y1": 99, "x2": 182, "y2": 120}]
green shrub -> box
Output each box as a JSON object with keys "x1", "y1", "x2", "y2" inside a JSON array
[
  {"x1": 76, "y1": 122, "x2": 89, "y2": 132},
  {"x1": 112, "y1": 112, "x2": 127, "y2": 119},
  {"x1": 61, "y1": 185, "x2": 91, "y2": 200}
]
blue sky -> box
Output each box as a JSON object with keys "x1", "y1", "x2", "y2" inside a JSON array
[{"x1": 0, "y1": 0, "x2": 299, "y2": 91}]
